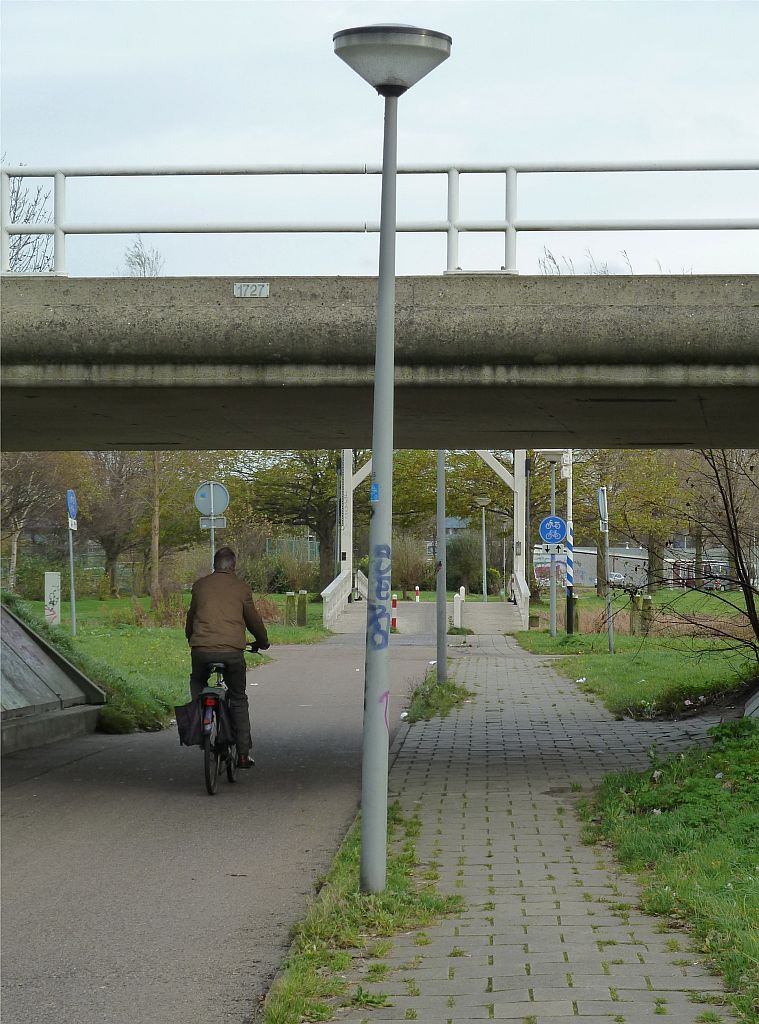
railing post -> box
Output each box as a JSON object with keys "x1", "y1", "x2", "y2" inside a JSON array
[
  {"x1": 504, "y1": 166, "x2": 517, "y2": 273},
  {"x1": 446, "y1": 167, "x2": 459, "y2": 271},
  {"x1": 1, "y1": 171, "x2": 10, "y2": 273},
  {"x1": 54, "y1": 171, "x2": 66, "y2": 275}
]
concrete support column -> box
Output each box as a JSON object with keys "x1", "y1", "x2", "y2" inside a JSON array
[{"x1": 341, "y1": 448, "x2": 353, "y2": 586}]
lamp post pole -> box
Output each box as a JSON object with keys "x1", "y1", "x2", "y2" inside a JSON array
[
  {"x1": 334, "y1": 23, "x2": 451, "y2": 894},
  {"x1": 436, "y1": 450, "x2": 447, "y2": 682},
  {"x1": 481, "y1": 505, "x2": 487, "y2": 602},
  {"x1": 475, "y1": 496, "x2": 490, "y2": 602}
]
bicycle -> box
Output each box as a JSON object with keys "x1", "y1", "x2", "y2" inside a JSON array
[{"x1": 199, "y1": 643, "x2": 260, "y2": 795}]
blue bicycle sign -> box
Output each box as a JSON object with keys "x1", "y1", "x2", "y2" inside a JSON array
[{"x1": 538, "y1": 515, "x2": 567, "y2": 544}]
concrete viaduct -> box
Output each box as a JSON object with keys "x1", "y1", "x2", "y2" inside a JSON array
[{"x1": 2, "y1": 273, "x2": 758, "y2": 451}]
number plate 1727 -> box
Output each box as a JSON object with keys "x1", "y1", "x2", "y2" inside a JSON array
[{"x1": 233, "y1": 282, "x2": 270, "y2": 298}]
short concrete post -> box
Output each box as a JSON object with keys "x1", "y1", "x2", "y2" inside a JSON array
[
  {"x1": 629, "y1": 594, "x2": 642, "y2": 636},
  {"x1": 459, "y1": 585, "x2": 466, "y2": 603},
  {"x1": 297, "y1": 589, "x2": 308, "y2": 626},
  {"x1": 453, "y1": 592, "x2": 462, "y2": 628},
  {"x1": 570, "y1": 600, "x2": 580, "y2": 634},
  {"x1": 285, "y1": 591, "x2": 296, "y2": 626},
  {"x1": 44, "y1": 572, "x2": 61, "y2": 626},
  {"x1": 641, "y1": 595, "x2": 654, "y2": 635}
]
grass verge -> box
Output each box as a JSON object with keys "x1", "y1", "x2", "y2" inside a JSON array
[
  {"x1": 582, "y1": 719, "x2": 759, "y2": 1024},
  {"x1": 262, "y1": 802, "x2": 464, "y2": 1024},
  {"x1": 514, "y1": 630, "x2": 756, "y2": 719},
  {"x1": 2, "y1": 589, "x2": 325, "y2": 733},
  {"x1": 405, "y1": 667, "x2": 476, "y2": 724},
  {"x1": 3, "y1": 592, "x2": 183, "y2": 732}
]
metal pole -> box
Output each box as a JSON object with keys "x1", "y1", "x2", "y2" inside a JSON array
[
  {"x1": 54, "y1": 171, "x2": 66, "y2": 274},
  {"x1": 68, "y1": 527, "x2": 77, "y2": 637},
  {"x1": 566, "y1": 451, "x2": 574, "y2": 635},
  {"x1": 550, "y1": 461, "x2": 557, "y2": 637},
  {"x1": 1, "y1": 172, "x2": 10, "y2": 273},
  {"x1": 210, "y1": 484, "x2": 215, "y2": 571},
  {"x1": 446, "y1": 168, "x2": 459, "y2": 272},
  {"x1": 481, "y1": 505, "x2": 487, "y2": 602},
  {"x1": 436, "y1": 450, "x2": 447, "y2": 682},
  {"x1": 525, "y1": 455, "x2": 532, "y2": 594},
  {"x1": 361, "y1": 93, "x2": 398, "y2": 895},
  {"x1": 604, "y1": 530, "x2": 615, "y2": 654},
  {"x1": 504, "y1": 167, "x2": 517, "y2": 273},
  {"x1": 599, "y1": 485, "x2": 615, "y2": 655}
]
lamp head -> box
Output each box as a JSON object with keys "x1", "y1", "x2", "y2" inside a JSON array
[
  {"x1": 474, "y1": 496, "x2": 491, "y2": 508},
  {"x1": 535, "y1": 448, "x2": 565, "y2": 464},
  {"x1": 334, "y1": 24, "x2": 451, "y2": 96}
]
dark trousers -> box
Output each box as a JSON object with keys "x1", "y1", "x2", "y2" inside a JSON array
[{"x1": 189, "y1": 649, "x2": 251, "y2": 755}]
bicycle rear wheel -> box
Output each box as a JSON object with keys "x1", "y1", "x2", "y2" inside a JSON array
[{"x1": 203, "y1": 715, "x2": 221, "y2": 795}]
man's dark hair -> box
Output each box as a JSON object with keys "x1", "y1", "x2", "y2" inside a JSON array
[{"x1": 213, "y1": 547, "x2": 236, "y2": 571}]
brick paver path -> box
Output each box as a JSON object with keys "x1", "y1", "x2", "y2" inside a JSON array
[{"x1": 336, "y1": 635, "x2": 735, "y2": 1024}]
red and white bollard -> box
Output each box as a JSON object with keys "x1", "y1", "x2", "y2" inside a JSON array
[
  {"x1": 391, "y1": 593, "x2": 397, "y2": 630},
  {"x1": 415, "y1": 585, "x2": 420, "y2": 603}
]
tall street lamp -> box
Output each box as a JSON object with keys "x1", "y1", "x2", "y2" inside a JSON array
[
  {"x1": 333, "y1": 23, "x2": 451, "y2": 894},
  {"x1": 475, "y1": 496, "x2": 491, "y2": 602}
]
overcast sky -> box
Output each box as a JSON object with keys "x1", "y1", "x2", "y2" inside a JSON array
[{"x1": 2, "y1": 0, "x2": 758, "y2": 277}]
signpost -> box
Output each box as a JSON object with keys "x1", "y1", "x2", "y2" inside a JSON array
[
  {"x1": 598, "y1": 486, "x2": 615, "y2": 654},
  {"x1": 539, "y1": 512, "x2": 566, "y2": 638},
  {"x1": 562, "y1": 450, "x2": 575, "y2": 635},
  {"x1": 66, "y1": 488, "x2": 77, "y2": 635},
  {"x1": 194, "y1": 482, "x2": 230, "y2": 570}
]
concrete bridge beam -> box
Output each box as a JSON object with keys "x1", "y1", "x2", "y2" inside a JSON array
[{"x1": 2, "y1": 274, "x2": 757, "y2": 450}]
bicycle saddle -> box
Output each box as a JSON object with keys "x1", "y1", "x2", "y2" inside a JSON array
[{"x1": 208, "y1": 662, "x2": 227, "y2": 672}]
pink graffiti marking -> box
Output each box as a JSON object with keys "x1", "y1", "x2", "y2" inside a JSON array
[{"x1": 378, "y1": 689, "x2": 390, "y2": 731}]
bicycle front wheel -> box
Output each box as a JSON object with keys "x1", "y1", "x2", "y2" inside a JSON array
[{"x1": 203, "y1": 717, "x2": 221, "y2": 795}]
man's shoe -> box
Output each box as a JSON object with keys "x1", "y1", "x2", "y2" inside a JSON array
[{"x1": 237, "y1": 753, "x2": 255, "y2": 769}]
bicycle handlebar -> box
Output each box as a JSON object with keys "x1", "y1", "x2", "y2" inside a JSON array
[{"x1": 245, "y1": 641, "x2": 270, "y2": 654}]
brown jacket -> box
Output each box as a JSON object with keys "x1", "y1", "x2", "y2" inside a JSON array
[{"x1": 185, "y1": 569, "x2": 269, "y2": 651}]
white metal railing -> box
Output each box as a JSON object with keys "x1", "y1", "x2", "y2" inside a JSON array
[
  {"x1": 320, "y1": 568, "x2": 352, "y2": 629},
  {"x1": 355, "y1": 568, "x2": 369, "y2": 601},
  {"x1": 2, "y1": 160, "x2": 758, "y2": 276},
  {"x1": 512, "y1": 572, "x2": 531, "y2": 630}
]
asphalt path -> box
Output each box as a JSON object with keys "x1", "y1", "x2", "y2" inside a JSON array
[{"x1": 1, "y1": 635, "x2": 435, "y2": 1024}]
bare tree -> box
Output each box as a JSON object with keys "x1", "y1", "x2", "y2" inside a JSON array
[
  {"x1": 79, "y1": 452, "x2": 148, "y2": 596},
  {"x1": 3, "y1": 157, "x2": 53, "y2": 272},
  {"x1": 1, "y1": 453, "x2": 64, "y2": 588},
  {"x1": 122, "y1": 237, "x2": 165, "y2": 604},
  {"x1": 651, "y1": 449, "x2": 759, "y2": 665},
  {"x1": 123, "y1": 236, "x2": 165, "y2": 277}
]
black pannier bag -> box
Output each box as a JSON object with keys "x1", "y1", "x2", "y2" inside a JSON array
[
  {"x1": 175, "y1": 698, "x2": 202, "y2": 747},
  {"x1": 175, "y1": 694, "x2": 236, "y2": 747}
]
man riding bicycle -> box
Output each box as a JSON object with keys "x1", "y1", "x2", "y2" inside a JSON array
[{"x1": 185, "y1": 546, "x2": 269, "y2": 769}]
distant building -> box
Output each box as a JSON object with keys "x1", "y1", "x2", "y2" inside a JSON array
[{"x1": 533, "y1": 544, "x2": 730, "y2": 588}]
